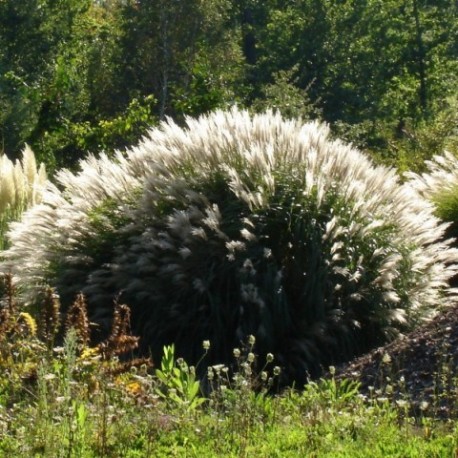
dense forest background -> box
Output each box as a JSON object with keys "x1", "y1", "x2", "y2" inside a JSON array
[{"x1": 0, "y1": 0, "x2": 457, "y2": 172}]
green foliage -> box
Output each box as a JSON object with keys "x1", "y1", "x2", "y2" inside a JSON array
[
  {"x1": 155, "y1": 344, "x2": 206, "y2": 413},
  {"x1": 335, "y1": 94, "x2": 458, "y2": 173},
  {"x1": 0, "y1": 277, "x2": 458, "y2": 456},
  {"x1": 0, "y1": 0, "x2": 92, "y2": 166},
  {"x1": 433, "y1": 186, "x2": 458, "y2": 232},
  {"x1": 2, "y1": 333, "x2": 458, "y2": 456},
  {"x1": 1, "y1": 0, "x2": 456, "y2": 171},
  {"x1": 302, "y1": 374, "x2": 362, "y2": 411},
  {"x1": 240, "y1": 0, "x2": 457, "y2": 176},
  {"x1": 40, "y1": 95, "x2": 158, "y2": 170},
  {"x1": 251, "y1": 66, "x2": 321, "y2": 120},
  {"x1": 256, "y1": 0, "x2": 457, "y2": 124}
]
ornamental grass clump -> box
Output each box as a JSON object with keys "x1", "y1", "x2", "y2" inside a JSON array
[
  {"x1": 407, "y1": 151, "x2": 458, "y2": 287},
  {"x1": 3, "y1": 109, "x2": 458, "y2": 385},
  {"x1": 0, "y1": 145, "x2": 47, "y2": 250},
  {"x1": 407, "y1": 152, "x2": 458, "y2": 240}
]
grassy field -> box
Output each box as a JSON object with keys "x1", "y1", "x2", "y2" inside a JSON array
[{"x1": 0, "y1": 292, "x2": 457, "y2": 457}]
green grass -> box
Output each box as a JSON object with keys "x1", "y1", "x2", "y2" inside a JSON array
[
  {"x1": 0, "y1": 296, "x2": 457, "y2": 458},
  {"x1": 1, "y1": 366, "x2": 457, "y2": 457}
]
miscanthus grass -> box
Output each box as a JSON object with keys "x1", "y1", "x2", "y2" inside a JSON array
[
  {"x1": 3, "y1": 109, "x2": 458, "y2": 385},
  {"x1": 0, "y1": 145, "x2": 47, "y2": 250},
  {"x1": 407, "y1": 152, "x2": 458, "y2": 237}
]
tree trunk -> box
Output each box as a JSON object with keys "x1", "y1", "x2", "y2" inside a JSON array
[{"x1": 412, "y1": 0, "x2": 428, "y2": 113}]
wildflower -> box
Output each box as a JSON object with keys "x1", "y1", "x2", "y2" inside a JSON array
[
  {"x1": 125, "y1": 381, "x2": 143, "y2": 396},
  {"x1": 395, "y1": 400, "x2": 409, "y2": 409},
  {"x1": 247, "y1": 352, "x2": 255, "y2": 363},
  {"x1": 39, "y1": 286, "x2": 61, "y2": 345},
  {"x1": 202, "y1": 340, "x2": 211, "y2": 351},
  {"x1": 65, "y1": 293, "x2": 90, "y2": 347},
  {"x1": 212, "y1": 364, "x2": 225, "y2": 375},
  {"x1": 80, "y1": 347, "x2": 100, "y2": 360},
  {"x1": 18, "y1": 312, "x2": 37, "y2": 336},
  {"x1": 382, "y1": 353, "x2": 392, "y2": 365},
  {"x1": 207, "y1": 368, "x2": 214, "y2": 381},
  {"x1": 233, "y1": 348, "x2": 241, "y2": 358},
  {"x1": 273, "y1": 366, "x2": 281, "y2": 376},
  {"x1": 266, "y1": 353, "x2": 274, "y2": 363},
  {"x1": 248, "y1": 335, "x2": 256, "y2": 346}
]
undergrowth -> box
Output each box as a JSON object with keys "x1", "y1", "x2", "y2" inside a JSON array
[{"x1": 0, "y1": 274, "x2": 457, "y2": 457}]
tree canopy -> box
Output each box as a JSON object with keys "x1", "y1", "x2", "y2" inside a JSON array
[{"x1": 0, "y1": 0, "x2": 456, "y2": 172}]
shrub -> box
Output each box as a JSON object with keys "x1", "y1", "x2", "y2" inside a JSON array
[{"x1": 3, "y1": 109, "x2": 457, "y2": 385}]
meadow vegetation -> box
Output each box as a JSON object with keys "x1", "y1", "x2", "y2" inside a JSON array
[
  {"x1": 0, "y1": 112, "x2": 458, "y2": 456},
  {"x1": 0, "y1": 1, "x2": 457, "y2": 455},
  {"x1": 0, "y1": 273, "x2": 458, "y2": 457}
]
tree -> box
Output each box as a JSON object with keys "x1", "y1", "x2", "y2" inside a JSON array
[
  {"x1": 116, "y1": 0, "x2": 245, "y2": 120},
  {"x1": 0, "y1": 0, "x2": 91, "y2": 163}
]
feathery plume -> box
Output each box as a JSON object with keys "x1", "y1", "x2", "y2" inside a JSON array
[{"x1": 3, "y1": 109, "x2": 458, "y2": 384}]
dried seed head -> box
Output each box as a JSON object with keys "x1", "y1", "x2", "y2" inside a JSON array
[
  {"x1": 65, "y1": 293, "x2": 90, "y2": 347},
  {"x1": 100, "y1": 302, "x2": 139, "y2": 359},
  {"x1": 39, "y1": 286, "x2": 61, "y2": 346}
]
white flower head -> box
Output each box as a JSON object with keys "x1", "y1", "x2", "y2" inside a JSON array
[{"x1": 2, "y1": 108, "x2": 458, "y2": 387}]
